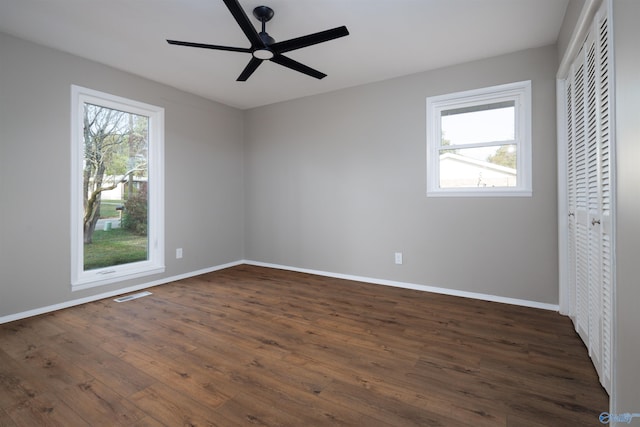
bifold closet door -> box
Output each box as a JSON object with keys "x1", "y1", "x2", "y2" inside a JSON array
[
  {"x1": 594, "y1": 4, "x2": 612, "y2": 393},
  {"x1": 568, "y1": 46, "x2": 589, "y2": 344},
  {"x1": 564, "y1": 1, "x2": 612, "y2": 394}
]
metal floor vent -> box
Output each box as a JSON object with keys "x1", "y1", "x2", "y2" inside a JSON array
[{"x1": 114, "y1": 291, "x2": 152, "y2": 303}]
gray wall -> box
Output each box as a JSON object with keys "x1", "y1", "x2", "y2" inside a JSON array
[
  {"x1": 612, "y1": 0, "x2": 640, "y2": 415},
  {"x1": 245, "y1": 45, "x2": 559, "y2": 304},
  {"x1": 0, "y1": 33, "x2": 245, "y2": 318},
  {"x1": 557, "y1": 0, "x2": 587, "y2": 62}
]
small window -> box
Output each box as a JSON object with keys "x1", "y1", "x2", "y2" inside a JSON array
[
  {"x1": 426, "y1": 81, "x2": 532, "y2": 197},
  {"x1": 71, "y1": 86, "x2": 165, "y2": 290}
]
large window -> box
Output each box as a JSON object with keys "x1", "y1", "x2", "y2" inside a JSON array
[
  {"x1": 71, "y1": 86, "x2": 164, "y2": 290},
  {"x1": 426, "y1": 81, "x2": 532, "y2": 197}
]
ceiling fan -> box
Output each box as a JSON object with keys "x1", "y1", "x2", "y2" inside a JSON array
[{"x1": 167, "y1": 0, "x2": 349, "y2": 81}]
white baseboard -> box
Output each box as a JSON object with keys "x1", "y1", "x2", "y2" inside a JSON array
[
  {"x1": 243, "y1": 260, "x2": 560, "y2": 311},
  {"x1": 1, "y1": 258, "x2": 559, "y2": 325},
  {"x1": 0, "y1": 260, "x2": 244, "y2": 325}
]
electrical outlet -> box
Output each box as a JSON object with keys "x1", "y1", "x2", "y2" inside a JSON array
[
  {"x1": 394, "y1": 252, "x2": 403, "y2": 265},
  {"x1": 176, "y1": 248, "x2": 183, "y2": 259}
]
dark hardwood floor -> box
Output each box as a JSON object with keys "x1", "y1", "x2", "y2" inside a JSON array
[{"x1": 0, "y1": 264, "x2": 609, "y2": 426}]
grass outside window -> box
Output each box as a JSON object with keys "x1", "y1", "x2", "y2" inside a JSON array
[{"x1": 84, "y1": 228, "x2": 147, "y2": 270}]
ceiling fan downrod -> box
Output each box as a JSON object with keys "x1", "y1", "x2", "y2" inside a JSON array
[{"x1": 253, "y1": 5, "x2": 275, "y2": 56}]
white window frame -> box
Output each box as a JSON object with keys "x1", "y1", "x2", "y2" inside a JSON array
[
  {"x1": 426, "y1": 80, "x2": 532, "y2": 197},
  {"x1": 70, "y1": 85, "x2": 165, "y2": 290}
]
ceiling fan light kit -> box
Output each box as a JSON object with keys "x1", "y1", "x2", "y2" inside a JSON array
[
  {"x1": 252, "y1": 49, "x2": 274, "y2": 60},
  {"x1": 167, "y1": 0, "x2": 349, "y2": 81}
]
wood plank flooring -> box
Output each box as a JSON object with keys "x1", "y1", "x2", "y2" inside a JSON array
[{"x1": 0, "y1": 265, "x2": 609, "y2": 426}]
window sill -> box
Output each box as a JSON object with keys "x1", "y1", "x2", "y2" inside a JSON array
[
  {"x1": 427, "y1": 189, "x2": 532, "y2": 198},
  {"x1": 72, "y1": 263, "x2": 165, "y2": 291}
]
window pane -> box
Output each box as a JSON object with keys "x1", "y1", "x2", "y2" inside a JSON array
[
  {"x1": 82, "y1": 103, "x2": 149, "y2": 271},
  {"x1": 441, "y1": 101, "x2": 515, "y2": 146},
  {"x1": 439, "y1": 145, "x2": 517, "y2": 188}
]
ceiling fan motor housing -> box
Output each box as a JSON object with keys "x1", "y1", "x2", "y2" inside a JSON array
[{"x1": 259, "y1": 32, "x2": 275, "y2": 46}]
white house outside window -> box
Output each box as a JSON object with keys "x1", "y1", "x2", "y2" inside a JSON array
[{"x1": 426, "y1": 80, "x2": 532, "y2": 197}]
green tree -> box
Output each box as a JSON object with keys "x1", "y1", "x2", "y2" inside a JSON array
[
  {"x1": 441, "y1": 132, "x2": 457, "y2": 155},
  {"x1": 83, "y1": 104, "x2": 148, "y2": 243},
  {"x1": 122, "y1": 186, "x2": 148, "y2": 236},
  {"x1": 487, "y1": 145, "x2": 516, "y2": 169}
]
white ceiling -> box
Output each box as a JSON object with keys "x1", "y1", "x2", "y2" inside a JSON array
[{"x1": 0, "y1": 0, "x2": 568, "y2": 110}]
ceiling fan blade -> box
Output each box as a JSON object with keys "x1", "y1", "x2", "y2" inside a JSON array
[
  {"x1": 237, "y1": 57, "x2": 263, "y2": 81},
  {"x1": 222, "y1": 0, "x2": 264, "y2": 48},
  {"x1": 270, "y1": 54, "x2": 326, "y2": 79},
  {"x1": 270, "y1": 26, "x2": 349, "y2": 54},
  {"x1": 167, "y1": 40, "x2": 251, "y2": 53}
]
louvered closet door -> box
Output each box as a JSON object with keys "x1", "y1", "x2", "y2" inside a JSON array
[
  {"x1": 565, "y1": 71, "x2": 577, "y2": 321},
  {"x1": 563, "y1": 1, "x2": 612, "y2": 394},
  {"x1": 585, "y1": 30, "x2": 603, "y2": 376},
  {"x1": 594, "y1": 5, "x2": 612, "y2": 392},
  {"x1": 569, "y1": 49, "x2": 589, "y2": 344}
]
